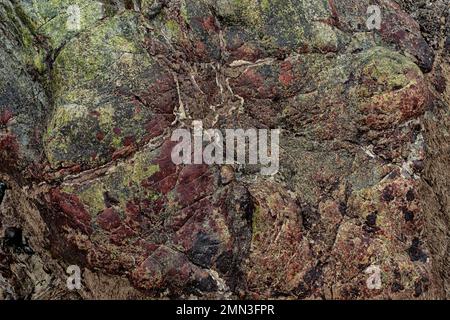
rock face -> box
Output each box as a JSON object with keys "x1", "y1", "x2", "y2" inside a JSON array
[{"x1": 0, "y1": 0, "x2": 449, "y2": 299}]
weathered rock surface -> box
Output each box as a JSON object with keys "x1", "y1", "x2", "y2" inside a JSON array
[{"x1": 0, "y1": 0, "x2": 449, "y2": 299}]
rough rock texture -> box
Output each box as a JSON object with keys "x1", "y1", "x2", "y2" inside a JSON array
[{"x1": 0, "y1": 0, "x2": 449, "y2": 299}]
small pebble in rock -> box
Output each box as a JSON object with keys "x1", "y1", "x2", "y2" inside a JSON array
[{"x1": 220, "y1": 165, "x2": 235, "y2": 185}]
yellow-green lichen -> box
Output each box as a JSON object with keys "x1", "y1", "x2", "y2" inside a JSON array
[
  {"x1": 363, "y1": 58, "x2": 411, "y2": 90},
  {"x1": 76, "y1": 181, "x2": 106, "y2": 215},
  {"x1": 20, "y1": 0, "x2": 105, "y2": 50},
  {"x1": 98, "y1": 105, "x2": 115, "y2": 130},
  {"x1": 47, "y1": 104, "x2": 88, "y2": 132},
  {"x1": 33, "y1": 50, "x2": 47, "y2": 74},
  {"x1": 251, "y1": 205, "x2": 264, "y2": 241},
  {"x1": 126, "y1": 161, "x2": 160, "y2": 186},
  {"x1": 165, "y1": 19, "x2": 181, "y2": 39},
  {"x1": 111, "y1": 35, "x2": 140, "y2": 53}
]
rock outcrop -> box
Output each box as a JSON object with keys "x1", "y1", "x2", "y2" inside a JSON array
[{"x1": 1, "y1": 0, "x2": 449, "y2": 299}]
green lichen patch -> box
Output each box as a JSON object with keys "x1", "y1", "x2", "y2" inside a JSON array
[
  {"x1": 210, "y1": 0, "x2": 348, "y2": 53},
  {"x1": 356, "y1": 47, "x2": 420, "y2": 92},
  {"x1": 16, "y1": 0, "x2": 105, "y2": 49},
  {"x1": 44, "y1": 12, "x2": 170, "y2": 169},
  {"x1": 60, "y1": 147, "x2": 161, "y2": 216}
]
